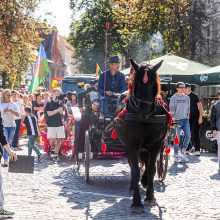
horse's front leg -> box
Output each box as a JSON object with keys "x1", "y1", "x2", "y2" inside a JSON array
[
  {"x1": 129, "y1": 148, "x2": 144, "y2": 214},
  {"x1": 144, "y1": 146, "x2": 160, "y2": 206},
  {"x1": 140, "y1": 151, "x2": 150, "y2": 189},
  {"x1": 126, "y1": 153, "x2": 134, "y2": 195}
]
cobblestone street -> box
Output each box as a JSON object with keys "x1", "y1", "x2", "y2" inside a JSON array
[{"x1": 1, "y1": 137, "x2": 220, "y2": 220}]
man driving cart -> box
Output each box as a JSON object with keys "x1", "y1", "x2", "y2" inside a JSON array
[{"x1": 98, "y1": 55, "x2": 127, "y2": 117}]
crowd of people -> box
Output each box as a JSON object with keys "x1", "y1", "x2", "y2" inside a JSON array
[{"x1": 0, "y1": 55, "x2": 220, "y2": 217}]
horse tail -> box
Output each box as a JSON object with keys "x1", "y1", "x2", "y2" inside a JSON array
[{"x1": 139, "y1": 151, "x2": 147, "y2": 170}]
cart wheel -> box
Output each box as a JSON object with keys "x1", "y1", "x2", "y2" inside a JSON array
[
  {"x1": 156, "y1": 149, "x2": 169, "y2": 182},
  {"x1": 85, "y1": 130, "x2": 90, "y2": 182}
]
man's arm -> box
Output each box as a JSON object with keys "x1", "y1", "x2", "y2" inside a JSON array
[
  {"x1": 119, "y1": 74, "x2": 127, "y2": 93},
  {"x1": 187, "y1": 96, "x2": 190, "y2": 118},
  {"x1": 169, "y1": 97, "x2": 175, "y2": 118},
  {"x1": 45, "y1": 102, "x2": 62, "y2": 116},
  {"x1": 197, "y1": 101, "x2": 203, "y2": 124}
]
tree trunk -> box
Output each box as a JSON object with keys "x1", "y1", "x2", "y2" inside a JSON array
[{"x1": 2, "y1": 71, "x2": 7, "y2": 88}]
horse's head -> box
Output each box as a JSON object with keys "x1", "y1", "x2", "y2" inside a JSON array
[{"x1": 129, "y1": 59, "x2": 163, "y2": 115}]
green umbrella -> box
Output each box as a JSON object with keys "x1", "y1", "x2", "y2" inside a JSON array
[
  {"x1": 195, "y1": 65, "x2": 220, "y2": 85},
  {"x1": 121, "y1": 53, "x2": 210, "y2": 84}
]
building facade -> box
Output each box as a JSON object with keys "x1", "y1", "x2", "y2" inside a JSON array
[{"x1": 196, "y1": 0, "x2": 220, "y2": 97}]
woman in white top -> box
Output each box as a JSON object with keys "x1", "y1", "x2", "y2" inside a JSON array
[{"x1": 0, "y1": 89, "x2": 19, "y2": 166}]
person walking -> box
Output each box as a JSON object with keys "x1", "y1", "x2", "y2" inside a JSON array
[
  {"x1": 185, "y1": 84, "x2": 203, "y2": 156},
  {"x1": 11, "y1": 90, "x2": 24, "y2": 149},
  {"x1": 0, "y1": 89, "x2": 19, "y2": 167},
  {"x1": 0, "y1": 111, "x2": 17, "y2": 217},
  {"x1": 169, "y1": 82, "x2": 191, "y2": 163},
  {"x1": 23, "y1": 107, "x2": 43, "y2": 161},
  {"x1": 44, "y1": 88, "x2": 65, "y2": 162},
  {"x1": 211, "y1": 91, "x2": 220, "y2": 172}
]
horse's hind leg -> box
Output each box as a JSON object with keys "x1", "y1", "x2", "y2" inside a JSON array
[
  {"x1": 129, "y1": 149, "x2": 144, "y2": 213},
  {"x1": 144, "y1": 146, "x2": 160, "y2": 206}
]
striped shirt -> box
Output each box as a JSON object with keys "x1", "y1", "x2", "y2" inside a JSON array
[{"x1": 23, "y1": 114, "x2": 39, "y2": 136}]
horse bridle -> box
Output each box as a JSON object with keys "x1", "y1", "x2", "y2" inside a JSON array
[{"x1": 128, "y1": 66, "x2": 156, "y2": 119}]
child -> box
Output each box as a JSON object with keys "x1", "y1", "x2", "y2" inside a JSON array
[{"x1": 23, "y1": 107, "x2": 43, "y2": 162}]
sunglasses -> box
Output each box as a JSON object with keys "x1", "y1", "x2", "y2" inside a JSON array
[{"x1": 177, "y1": 86, "x2": 185, "y2": 89}]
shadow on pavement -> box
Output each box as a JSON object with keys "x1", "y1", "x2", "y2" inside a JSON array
[
  {"x1": 34, "y1": 155, "x2": 73, "y2": 171},
  {"x1": 210, "y1": 172, "x2": 220, "y2": 180},
  {"x1": 167, "y1": 162, "x2": 188, "y2": 176},
  {"x1": 211, "y1": 158, "x2": 218, "y2": 163},
  {"x1": 187, "y1": 155, "x2": 201, "y2": 163},
  {"x1": 154, "y1": 181, "x2": 167, "y2": 193},
  {"x1": 52, "y1": 166, "x2": 166, "y2": 219},
  {"x1": 93, "y1": 198, "x2": 165, "y2": 220}
]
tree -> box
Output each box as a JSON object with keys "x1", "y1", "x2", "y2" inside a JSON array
[
  {"x1": 114, "y1": 0, "x2": 207, "y2": 59},
  {"x1": 0, "y1": 0, "x2": 43, "y2": 88},
  {"x1": 69, "y1": 0, "x2": 151, "y2": 73},
  {"x1": 69, "y1": 0, "x2": 207, "y2": 73}
]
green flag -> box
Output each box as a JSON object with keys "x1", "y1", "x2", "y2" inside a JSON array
[{"x1": 30, "y1": 43, "x2": 50, "y2": 92}]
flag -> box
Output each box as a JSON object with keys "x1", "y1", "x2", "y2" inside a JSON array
[
  {"x1": 30, "y1": 43, "x2": 50, "y2": 92},
  {"x1": 96, "y1": 63, "x2": 101, "y2": 78}
]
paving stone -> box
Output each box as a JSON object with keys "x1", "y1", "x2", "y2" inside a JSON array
[{"x1": 1, "y1": 137, "x2": 220, "y2": 219}]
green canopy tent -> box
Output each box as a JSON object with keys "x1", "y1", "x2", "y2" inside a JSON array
[
  {"x1": 121, "y1": 53, "x2": 210, "y2": 84},
  {"x1": 195, "y1": 65, "x2": 220, "y2": 85}
]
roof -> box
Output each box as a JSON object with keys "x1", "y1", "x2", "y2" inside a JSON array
[
  {"x1": 121, "y1": 53, "x2": 210, "y2": 83},
  {"x1": 62, "y1": 74, "x2": 97, "y2": 82},
  {"x1": 195, "y1": 65, "x2": 220, "y2": 85}
]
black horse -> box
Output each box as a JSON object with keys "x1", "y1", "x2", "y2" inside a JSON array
[{"x1": 114, "y1": 59, "x2": 169, "y2": 213}]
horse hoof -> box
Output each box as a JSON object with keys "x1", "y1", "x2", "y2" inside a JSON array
[
  {"x1": 131, "y1": 205, "x2": 144, "y2": 214},
  {"x1": 129, "y1": 189, "x2": 134, "y2": 195},
  {"x1": 144, "y1": 198, "x2": 157, "y2": 206}
]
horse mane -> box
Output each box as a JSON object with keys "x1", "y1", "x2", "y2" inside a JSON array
[{"x1": 128, "y1": 65, "x2": 161, "y2": 98}]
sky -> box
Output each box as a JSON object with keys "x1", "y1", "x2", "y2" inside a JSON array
[{"x1": 37, "y1": 0, "x2": 79, "y2": 37}]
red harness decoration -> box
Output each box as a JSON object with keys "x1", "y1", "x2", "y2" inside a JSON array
[
  {"x1": 142, "y1": 70, "x2": 148, "y2": 84},
  {"x1": 101, "y1": 143, "x2": 107, "y2": 151},
  {"x1": 110, "y1": 76, "x2": 173, "y2": 140},
  {"x1": 111, "y1": 108, "x2": 128, "y2": 139},
  {"x1": 157, "y1": 97, "x2": 173, "y2": 126},
  {"x1": 111, "y1": 129, "x2": 118, "y2": 139}
]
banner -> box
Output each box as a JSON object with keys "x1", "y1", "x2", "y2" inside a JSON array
[{"x1": 30, "y1": 43, "x2": 50, "y2": 92}]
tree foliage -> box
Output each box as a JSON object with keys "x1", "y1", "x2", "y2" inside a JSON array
[
  {"x1": 0, "y1": 0, "x2": 43, "y2": 88},
  {"x1": 69, "y1": 0, "x2": 207, "y2": 73}
]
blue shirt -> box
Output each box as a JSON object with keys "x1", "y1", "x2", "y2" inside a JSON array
[{"x1": 98, "y1": 70, "x2": 127, "y2": 96}]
